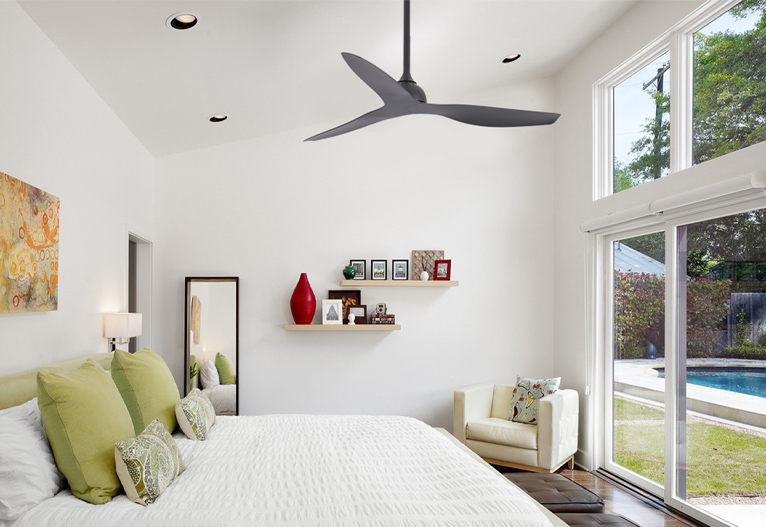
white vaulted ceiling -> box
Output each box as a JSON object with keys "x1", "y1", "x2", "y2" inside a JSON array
[{"x1": 19, "y1": 0, "x2": 638, "y2": 157}]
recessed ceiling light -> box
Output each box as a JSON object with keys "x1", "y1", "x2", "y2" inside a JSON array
[
  {"x1": 167, "y1": 13, "x2": 198, "y2": 30},
  {"x1": 209, "y1": 115, "x2": 228, "y2": 123},
  {"x1": 502, "y1": 53, "x2": 521, "y2": 64}
]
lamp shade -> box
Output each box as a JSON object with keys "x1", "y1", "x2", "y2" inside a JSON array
[{"x1": 104, "y1": 313, "x2": 142, "y2": 340}]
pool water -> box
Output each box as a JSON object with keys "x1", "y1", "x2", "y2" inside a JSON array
[{"x1": 657, "y1": 367, "x2": 766, "y2": 398}]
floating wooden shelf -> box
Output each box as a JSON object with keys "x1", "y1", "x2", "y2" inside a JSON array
[
  {"x1": 339, "y1": 280, "x2": 458, "y2": 288},
  {"x1": 283, "y1": 324, "x2": 401, "y2": 332}
]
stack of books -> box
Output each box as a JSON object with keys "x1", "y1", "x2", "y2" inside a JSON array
[{"x1": 370, "y1": 314, "x2": 396, "y2": 325}]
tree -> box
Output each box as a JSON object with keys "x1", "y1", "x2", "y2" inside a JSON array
[{"x1": 693, "y1": 0, "x2": 766, "y2": 164}]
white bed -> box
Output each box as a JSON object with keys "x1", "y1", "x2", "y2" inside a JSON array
[
  {"x1": 2, "y1": 354, "x2": 569, "y2": 527},
  {"x1": 14, "y1": 415, "x2": 566, "y2": 526}
]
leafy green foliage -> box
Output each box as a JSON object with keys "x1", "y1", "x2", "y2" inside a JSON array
[
  {"x1": 693, "y1": 2, "x2": 766, "y2": 164},
  {"x1": 614, "y1": 271, "x2": 730, "y2": 358}
]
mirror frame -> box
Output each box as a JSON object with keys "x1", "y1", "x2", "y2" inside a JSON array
[{"x1": 184, "y1": 276, "x2": 239, "y2": 415}]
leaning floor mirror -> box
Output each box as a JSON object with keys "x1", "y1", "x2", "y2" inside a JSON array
[{"x1": 184, "y1": 277, "x2": 239, "y2": 415}]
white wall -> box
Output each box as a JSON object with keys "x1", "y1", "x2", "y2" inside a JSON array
[
  {"x1": 553, "y1": 0, "x2": 766, "y2": 469},
  {"x1": 155, "y1": 78, "x2": 558, "y2": 429},
  {"x1": 0, "y1": 2, "x2": 155, "y2": 375}
]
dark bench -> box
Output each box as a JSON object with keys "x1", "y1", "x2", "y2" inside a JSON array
[{"x1": 504, "y1": 472, "x2": 605, "y2": 513}]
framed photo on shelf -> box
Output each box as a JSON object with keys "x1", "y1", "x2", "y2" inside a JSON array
[
  {"x1": 328, "y1": 290, "x2": 362, "y2": 324},
  {"x1": 434, "y1": 259, "x2": 451, "y2": 280},
  {"x1": 348, "y1": 305, "x2": 367, "y2": 324},
  {"x1": 349, "y1": 259, "x2": 366, "y2": 280},
  {"x1": 392, "y1": 259, "x2": 408, "y2": 280},
  {"x1": 321, "y1": 299, "x2": 343, "y2": 325},
  {"x1": 371, "y1": 260, "x2": 387, "y2": 280}
]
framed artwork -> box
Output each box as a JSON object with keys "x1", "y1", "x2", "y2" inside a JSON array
[
  {"x1": 411, "y1": 250, "x2": 444, "y2": 281},
  {"x1": 348, "y1": 305, "x2": 367, "y2": 324},
  {"x1": 392, "y1": 259, "x2": 408, "y2": 280},
  {"x1": 350, "y1": 259, "x2": 366, "y2": 280},
  {"x1": 371, "y1": 259, "x2": 387, "y2": 280},
  {"x1": 434, "y1": 259, "x2": 452, "y2": 280},
  {"x1": 0, "y1": 172, "x2": 60, "y2": 313},
  {"x1": 328, "y1": 289, "x2": 362, "y2": 324},
  {"x1": 321, "y1": 299, "x2": 343, "y2": 325}
]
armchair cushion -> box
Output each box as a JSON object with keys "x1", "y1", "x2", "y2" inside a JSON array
[
  {"x1": 511, "y1": 376, "x2": 560, "y2": 424},
  {"x1": 466, "y1": 417, "x2": 537, "y2": 450}
]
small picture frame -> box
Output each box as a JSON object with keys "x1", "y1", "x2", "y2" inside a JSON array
[
  {"x1": 321, "y1": 299, "x2": 343, "y2": 325},
  {"x1": 371, "y1": 259, "x2": 387, "y2": 280},
  {"x1": 328, "y1": 290, "x2": 362, "y2": 324},
  {"x1": 434, "y1": 259, "x2": 451, "y2": 280},
  {"x1": 392, "y1": 259, "x2": 408, "y2": 280},
  {"x1": 350, "y1": 259, "x2": 366, "y2": 280},
  {"x1": 348, "y1": 305, "x2": 367, "y2": 324}
]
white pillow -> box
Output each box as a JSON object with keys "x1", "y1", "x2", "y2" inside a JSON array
[
  {"x1": 0, "y1": 399, "x2": 66, "y2": 524},
  {"x1": 200, "y1": 359, "x2": 220, "y2": 389}
]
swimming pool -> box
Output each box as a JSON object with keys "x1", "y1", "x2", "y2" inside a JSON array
[{"x1": 657, "y1": 367, "x2": 766, "y2": 398}]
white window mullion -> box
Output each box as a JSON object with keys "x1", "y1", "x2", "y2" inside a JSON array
[{"x1": 669, "y1": 30, "x2": 692, "y2": 174}]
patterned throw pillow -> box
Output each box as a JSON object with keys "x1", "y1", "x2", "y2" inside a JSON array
[
  {"x1": 114, "y1": 419, "x2": 185, "y2": 506},
  {"x1": 510, "y1": 376, "x2": 561, "y2": 424},
  {"x1": 175, "y1": 388, "x2": 216, "y2": 441}
]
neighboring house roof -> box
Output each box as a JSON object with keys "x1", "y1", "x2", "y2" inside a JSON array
[{"x1": 613, "y1": 242, "x2": 666, "y2": 276}]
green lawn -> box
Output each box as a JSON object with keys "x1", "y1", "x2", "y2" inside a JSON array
[{"x1": 613, "y1": 399, "x2": 766, "y2": 497}]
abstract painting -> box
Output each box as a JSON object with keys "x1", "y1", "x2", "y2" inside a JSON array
[
  {"x1": 0, "y1": 173, "x2": 60, "y2": 313},
  {"x1": 191, "y1": 295, "x2": 201, "y2": 344}
]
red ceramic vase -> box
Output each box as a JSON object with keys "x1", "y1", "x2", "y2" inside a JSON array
[{"x1": 290, "y1": 273, "x2": 316, "y2": 324}]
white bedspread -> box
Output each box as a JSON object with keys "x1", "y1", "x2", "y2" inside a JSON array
[{"x1": 16, "y1": 415, "x2": 554, "y2": 526}]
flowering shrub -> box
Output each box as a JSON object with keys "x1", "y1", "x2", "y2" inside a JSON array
[{"x1": 614, "y1": 271, "x2": 731, "y2": 359}]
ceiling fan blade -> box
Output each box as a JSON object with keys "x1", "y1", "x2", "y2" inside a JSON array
[
  {"x1": 417, "y1": 103, "x2": 560, "y2": 128},
  {"x1": 340, "y1": 52, "x2": 414, "y2": 104},
  {"x1": 304, "y1": 106, "x2": 404, "y2": 141}
]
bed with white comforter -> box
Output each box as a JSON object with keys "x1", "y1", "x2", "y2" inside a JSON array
[{"x1": 15, "y1": 414, "x2": 561, "y2": 527}]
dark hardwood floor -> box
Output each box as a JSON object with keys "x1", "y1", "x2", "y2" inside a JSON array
[{"x1": 559, "y1": 468, "x2": 708, "y2": 527}]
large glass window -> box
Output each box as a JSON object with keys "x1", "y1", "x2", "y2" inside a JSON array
[
  {"x1": 693, "y1": 2, "x2": 766, "y2": 165},
  {"x1": 613, "y1": 53, "x2": 671, "y2": 193},
  {"x1": 603, "y1": 0, "x2": 766, "y2": 198}
]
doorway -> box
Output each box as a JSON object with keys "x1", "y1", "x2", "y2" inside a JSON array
[{"x1": 128, "y1": 231, "x2": 152, "y2": 353}]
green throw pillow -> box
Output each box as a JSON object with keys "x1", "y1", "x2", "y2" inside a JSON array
[
  {"x1": 112, "y1": 348, "x2": 180, "y2": 435},
  {"x1": 510, "y1": 376, "x2": 561, "y2": 424},
  {"x1": 214, "y1": 352, "x2": 236, "y2": 385},
  {"x1": 175, "y1": 388, "x2": 216, "y2": 441},
  {"x1": 36, "y1": 360, "x2": 135, "y2": 504},
  {"x1": 115, "y1": 418, "x2": 185, "y2": 506}
]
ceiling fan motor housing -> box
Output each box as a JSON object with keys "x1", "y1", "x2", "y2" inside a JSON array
[{"x1": 398, "y1": 78, "x2": 427, "y2": 103}]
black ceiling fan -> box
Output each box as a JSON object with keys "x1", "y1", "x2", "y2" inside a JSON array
[{"x1": 305, "y1": 0, "x2": 560, "y2": 141}]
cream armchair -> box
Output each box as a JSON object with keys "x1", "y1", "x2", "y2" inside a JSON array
[{"x1": 454, "y1": 383, "x2": 579, "y2": 473}]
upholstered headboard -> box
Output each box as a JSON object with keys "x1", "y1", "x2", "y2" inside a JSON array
[{"x1": 0, "y1": 353, "x2": 113, "y2": 410}]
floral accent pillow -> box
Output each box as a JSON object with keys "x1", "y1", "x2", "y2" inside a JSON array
[
  {"x1": 114, "y1": 419, "x2": 185, "y2": 506},
  {"x1": 175, "y1": 388, "x2": 216, "y2": 441},
  {"x1": 510, "y1": 376, "x2": 561, "y2": 424}
]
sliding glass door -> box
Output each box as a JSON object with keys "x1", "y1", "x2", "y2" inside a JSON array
[
  {"x1": 605, "y1": 206, "x2": 766, "y2": 527},
  {"x1": 668, "y1": 210, "x2": 766, "y2": 527},
  {"x1": 607, "y1": 231, "x2": 666, "y2": 495}
]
